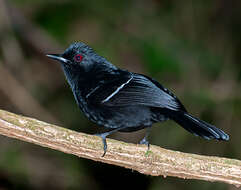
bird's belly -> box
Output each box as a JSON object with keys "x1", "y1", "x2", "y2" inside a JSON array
[{"x1": 89, "y1": 105, "x2": 154, "y2": 129}]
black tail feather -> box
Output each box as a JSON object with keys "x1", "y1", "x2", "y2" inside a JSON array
[{"x1": 167, "y1": 110, "x2": 229, "y2": 141}]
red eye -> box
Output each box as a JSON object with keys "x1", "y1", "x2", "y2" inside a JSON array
[{"x1": 74, "y1": 54, "x2": 83, "y2": 62}]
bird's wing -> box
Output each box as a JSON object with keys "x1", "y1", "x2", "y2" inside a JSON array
[{"x1": 87, "y1": 73, "x2": 183, "y2": 111}]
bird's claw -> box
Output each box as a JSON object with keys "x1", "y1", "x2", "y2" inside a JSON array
[
  {"x1": 94, "y1": 127, "x2": 128, "y2": 156},
  {"x1": 139, "y1": 137, "x2": 150, "y2": 150},
  {"x1": 101, "y1": 137, "x2": 107, "y2": 157},
  {"x1": 95, "y1": 133, "x2": 108, "y2": 157}
]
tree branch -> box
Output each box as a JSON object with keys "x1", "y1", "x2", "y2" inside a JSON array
[{"x1": 0, "y1": 109, "x2": 240, "y2": 187}]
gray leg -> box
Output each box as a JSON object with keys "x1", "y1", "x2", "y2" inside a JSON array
[
  {"x1": 95, "y1": 127, "x2": 126, "y2": 157},
  {"x1": 139, "y1": 127, "x2": 151, "y2": 149}
]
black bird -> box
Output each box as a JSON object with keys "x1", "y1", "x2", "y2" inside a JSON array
[{"x1": 47, "y1": 42, "x2": 229, "y2": 156}]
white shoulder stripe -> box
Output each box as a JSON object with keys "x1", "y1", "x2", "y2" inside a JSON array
[
  {"x1": 86, "y1": 86, "x2": 100, "y2": 98},
  {"x1": 102, "y1": 75, "x2": 133, "y2": 103}
]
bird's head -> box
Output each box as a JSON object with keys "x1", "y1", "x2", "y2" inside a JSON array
[
  {"x1": 46, "y1": 42, "x2": 97, "y2": 69},
  {"x1": 47, "y1": 42, "x2": 117, "y2": 73},
  {"x1": 46, "y1": 42, "x2": 117, "y2": 88}
]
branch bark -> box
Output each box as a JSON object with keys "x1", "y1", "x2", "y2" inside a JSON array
[{"x1": 0, "y1": 109, "x2": 240, "y2": 187}]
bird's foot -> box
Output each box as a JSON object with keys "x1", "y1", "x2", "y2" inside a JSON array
[
  {"x1": 95, "y1": 133, "x2": 108, "y2": 157},
  {"x1": 94, "y1": 127, "x2": 128, "y2": 157},
  {"x1": 139, "y1": 137, "x2": 150, "y2": 150}
]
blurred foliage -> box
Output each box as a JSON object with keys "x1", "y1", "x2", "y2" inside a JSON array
[{"x1": 0, "y1": 0, "x2": 241, "y2": 189}]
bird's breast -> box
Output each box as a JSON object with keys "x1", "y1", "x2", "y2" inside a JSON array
[{"x1": 71, "y1": 85, "x2": 101, "y2": 123}]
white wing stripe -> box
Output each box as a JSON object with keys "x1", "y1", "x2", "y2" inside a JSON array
[
  {"x1": 86, "y1": 86, "x2": 100, "y2": 98},
  {"x1": 102, "y1": 75, "x2": 133, "y2": 103}
]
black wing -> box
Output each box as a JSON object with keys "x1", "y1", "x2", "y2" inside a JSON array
[{"x1": 87, "y1": 72, "x2": 185, "y2": 111}]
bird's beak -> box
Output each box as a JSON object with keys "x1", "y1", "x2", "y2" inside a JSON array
[{"x1": 46, "y1": 54, "x2": 70, "y2": 64}]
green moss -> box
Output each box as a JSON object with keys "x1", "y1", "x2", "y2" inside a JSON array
[
  {"x1": 3, "y1": 116, "x2": 22, "y2": 126},
  {"x1": 145, "y1": 150, "x2": 153, "y2": 157},
  {"x1": 86, "y1": 139, "x2": 101, "y2": 149},
  {"x1": 224, "y1": 159, "x2": 241, "y2": 166}
]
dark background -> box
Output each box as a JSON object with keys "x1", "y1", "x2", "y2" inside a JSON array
[{"x1": 0, "y1": 0, "x2": 240, "y2": 189}]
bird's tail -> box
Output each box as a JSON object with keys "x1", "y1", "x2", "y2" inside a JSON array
[{"x1": 166, "y1": 110, "x2": 229, "y2": 141}]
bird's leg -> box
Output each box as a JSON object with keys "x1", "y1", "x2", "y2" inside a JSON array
[
  {"x1": 95, "y1": 127, "x2": 126, "y2": 157},
  {"x1": 139, "y1": 126, "x2": 151, "y2": 150}
]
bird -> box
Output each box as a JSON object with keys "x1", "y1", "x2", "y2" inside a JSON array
[{"x1": 46, "y1": 42, "x2": 229, "y2": 156}]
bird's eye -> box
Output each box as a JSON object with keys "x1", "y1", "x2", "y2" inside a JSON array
[{"x1": 74, "y1": 54, "x2": 83, "y2": 62}]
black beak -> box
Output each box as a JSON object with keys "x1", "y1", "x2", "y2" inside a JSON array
[{"x1": 46, "y1": 54, "x2": 70, "y2": 64}]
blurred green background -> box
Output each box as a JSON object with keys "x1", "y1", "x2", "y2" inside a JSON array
[{"x1": 0, "y1": 0, "x2": 240, "y2": 189}]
